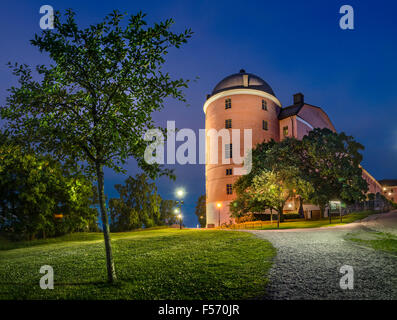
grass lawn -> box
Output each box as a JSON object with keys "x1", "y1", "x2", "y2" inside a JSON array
[
  {"x1": 0, "y1": 228, "x2": 275, "y2": 300},
  {"x1": 235, "y1": 211, "x2": 376, "y2": 230},
  {"x1": 345, "y1": 231, "x2": 397, "y2": 255}
]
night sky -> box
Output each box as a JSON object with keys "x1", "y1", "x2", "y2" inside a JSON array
[{"x1": 1, "y1": 0, "x2": 396, "y2": 227}]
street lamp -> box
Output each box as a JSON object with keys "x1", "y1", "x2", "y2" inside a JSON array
[
  {"x1": 216, "y1": 202, "x2": 222, "y2": 228},
  {"x1": 174, "y1": 188, "x2": 185, "y2": 229},
  {"x1": 175, "y1": 188, "x2": 185, "y2": 199},
  {"x1": 177, "y1": 214, "x2": 183, "y2": 230}
]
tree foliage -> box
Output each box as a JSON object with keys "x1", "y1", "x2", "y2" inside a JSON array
[
  {"x1": 232, "y1": 128, "x2": 368, "y2": 222},
  {"x1": 0, "y1": 136, "x2": 97, "y2": 240},
  {"x1": 0, "y1": 9, "x2": 192, "y2": 282},
  {"x1": 109, "y1": 174, "x2": 176, "y2": 231},
  {"x1": 194, "y1": 195, "x2": 206, "y2": 228}
]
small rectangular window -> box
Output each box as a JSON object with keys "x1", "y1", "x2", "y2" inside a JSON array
[
  {"x1": 225, "y1": 119, "x2": 232, "y2": 129},
  {"x1": 262, "y1": 99, "x2": 267, "y2": 110},
  {"x1": 283, "y1": 126, "x2": 289, "y2": 136},
  {"x1": 226, "y1": 168, "x2": 233, "y2": 175},
  {"x1": 226, "y1": 184, "x2": 233, "y2": 195},
  {"x1": 225, "y1": 98, "x2": 231, "y2": 109},
  {"x1": 225, "y1": 144, "x2": 232, "y2": 159},
  {"x1": 262, "y1": 120, "x2": 268, "y2": 131}
]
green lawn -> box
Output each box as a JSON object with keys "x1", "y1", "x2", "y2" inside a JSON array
[
  {"x1": 0, "y1": 228, "x2": 275, "y2": 300},
  {"x1": 247, "y1": 211, "x2": 375, "y2": 230},
  {"x1": 345, "y1": 231, "x2": 397, "y2": 255}
]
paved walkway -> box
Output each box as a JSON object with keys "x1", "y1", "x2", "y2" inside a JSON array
[{"x1": 249, "y1": 211, "x2": 397, "y2": 300}]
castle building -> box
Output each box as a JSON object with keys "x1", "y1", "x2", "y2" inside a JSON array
[
  {"x1": 379, "y1": 180, "x2": 397, "y2": 203},
  {"x1": 204, "y1": 70, "x2": 383, "y2": 227}
]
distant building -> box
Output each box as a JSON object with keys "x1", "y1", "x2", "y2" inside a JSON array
[
  {"x1": 204, "y1": 69, "x2": 383, "y2": 227},
  {"x1": 379, "y1": 180, "x2": 397, "y2": 203}
]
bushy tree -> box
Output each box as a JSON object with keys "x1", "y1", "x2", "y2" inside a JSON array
[
  {"x1": 302, "y1": 128, "x2": 368, "y2": 216},
  {"x1": 0, "y1": 138, "x2": 97, "y2": 240},
  {"x1": 194, "y1": 195, "x2": 206, "y2": 228},
  {"x1": 159, "y1": 199, "x2": 178, "y2": 226},
  {"x1": 1, "y1": 10, "x2": 192, "y2": 282},
  {"x1": 249, "y1": 167, "x2": 313, "y2": 228},
  {"x1": 232, "y1": 129, "x2": 368, "y2": 223},
  {"x1": 109, "y1": 174, "x2": 162, "y2": 231}
]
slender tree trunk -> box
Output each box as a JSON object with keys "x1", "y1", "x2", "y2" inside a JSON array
[
  {"x1": 298, "y1": 196, "x2": 304, "y2": 218},
  {"x1": 96, "y1": 162, "x2": 117, "y2": 283},
  {"x1": 277, "y1": 207, "x2": 282, "y2": 229},
  {"x1": 279, "y1": 206, "x2": 285, "y2": 222}
]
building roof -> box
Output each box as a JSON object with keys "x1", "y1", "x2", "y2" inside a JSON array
[
  {"x1": 378, "y1": 179, "x2": 397, "y2": 186},
  {"x1": 210, "y1": 69, "x2": 275, "y2": 98},
  {"x1": 278, "y1": 103, "x2": 304, "y2": 120}
]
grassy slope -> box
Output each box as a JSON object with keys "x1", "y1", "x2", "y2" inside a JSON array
[
  {"x1": 345, "y1": 231, "x2": 397, "y2": 255},
  {"x1": 0, "y1": 229, "x2": 275, "y2": 300},
  {"x1": 249, "y1": 211, "x2": 375, "y2": 230}
]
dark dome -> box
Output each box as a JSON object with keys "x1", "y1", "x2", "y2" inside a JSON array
[{"x1": 210, "y1": 70, "x2": 275, "y2": 97}]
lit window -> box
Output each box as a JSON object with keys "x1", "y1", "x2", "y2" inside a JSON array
[
  {"x1": 262, "y1": 99, "x2": 267, "y2": 110},
  {"x1": 283, "y1": 126, "x2": 289, "y2": 136},
  {"x1": 225, "y1": 98, "x2": 231, "y2": 109},
  {"x1": 225, "y1": 144, "x2": 232, "y2": 159},
  {"x1": 225, "y1": 119, "x2": 232, "y2": 129},
  {"x1": 226, "y1": 184, "x2": 233, "y2": 195},
  {"x1": 226, "y1": 168, "x2": 233, "y2": 175},
  {"x1": 262, "y1": 120, "x2": 268, "y2": 131}
]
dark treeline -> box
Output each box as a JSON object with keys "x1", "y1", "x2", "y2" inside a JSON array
[{"x1": 0, "y1": 133, "x2": 177, "y2": 241}]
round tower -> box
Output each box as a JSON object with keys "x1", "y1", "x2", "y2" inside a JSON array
[{"x1": 204, "y1": 70, "x2": 281, "y2": 227}]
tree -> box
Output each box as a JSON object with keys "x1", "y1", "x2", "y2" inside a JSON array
[
  {"x1": 232, "y1": 129, "x2": 367, "y2": 223},
  {"x1": 250, "y1": 167, "x2": 313, "y2": 228},
  {"x1": 159, "y1": 199, "x2": 178, "y2": 226},
  {"x1": 302, "y1": 128, "x2": 368, "y2": 216},
  {"x1": 232, "y1": 139, "x2": 311, "y2": 223},
  {"x1": 1, "y1": 10, "x2": 192, "y2": 282},
  {"x1": 109, "y1": 173, "x2": 162, "y2": 231},
  {"x1": 194, "y1": 195, "x2": 206, "y2": 228},
  {"x1": 0, "y1": 136, "x2": 97, "y2": 240}
]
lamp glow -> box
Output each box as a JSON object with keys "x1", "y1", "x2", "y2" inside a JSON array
[{"x1": 175, "y1": 188, "x2": 185, "y2": 198}]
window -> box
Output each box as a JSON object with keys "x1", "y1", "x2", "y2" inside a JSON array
[
  {"x1": 283, "y1": 126, "x2": 289, "y2": 136},
  {"x1": 225, "y1": 98, "x2": 231, "y2": 109},
  {"x1": 262, "y1": 120, "x2": 268, "y2": 131},
  {"x1": 262, "y1": 99, "x2": 267, "y2": 110},
  {"x1": 226, "y1": 168, "x2": 233, "y2": 175},
  {"x1": 225, "y1": 119, "x2": 232, "y2": 129},
  {"x1": 226, "y1": 184, "x2": 233, "y2": 195},
  {"x1": 225, "y1": 144, "x2": 233, "y2": 159}
]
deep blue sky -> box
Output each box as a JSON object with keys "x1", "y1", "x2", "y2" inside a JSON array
[{"x1": 1, "y1": 1, "x2": 396, "y2": 227}]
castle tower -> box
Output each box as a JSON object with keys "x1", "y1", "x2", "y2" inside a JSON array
[{"x1": 204, "y1": 70, "x2": 281, "y2": 227}]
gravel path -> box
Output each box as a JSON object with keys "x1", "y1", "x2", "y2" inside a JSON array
[{"x1": 249, "y1": 211, "x2": 397, "y2": 300}]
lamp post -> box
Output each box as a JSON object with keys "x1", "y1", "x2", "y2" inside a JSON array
[
  {"x1": 177, "y1": 214, "x2": 182, "y2": 229},
  {"x1": 175, "y1": 188, "x2": 185, "y2": 229},
  {"x1": 216, "y1": 202, "x2": 222, "y2": 228}
]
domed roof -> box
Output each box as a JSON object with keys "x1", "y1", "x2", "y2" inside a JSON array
[{"x1": 210, "y1": 69, "x2": 275, "y2": 97}]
